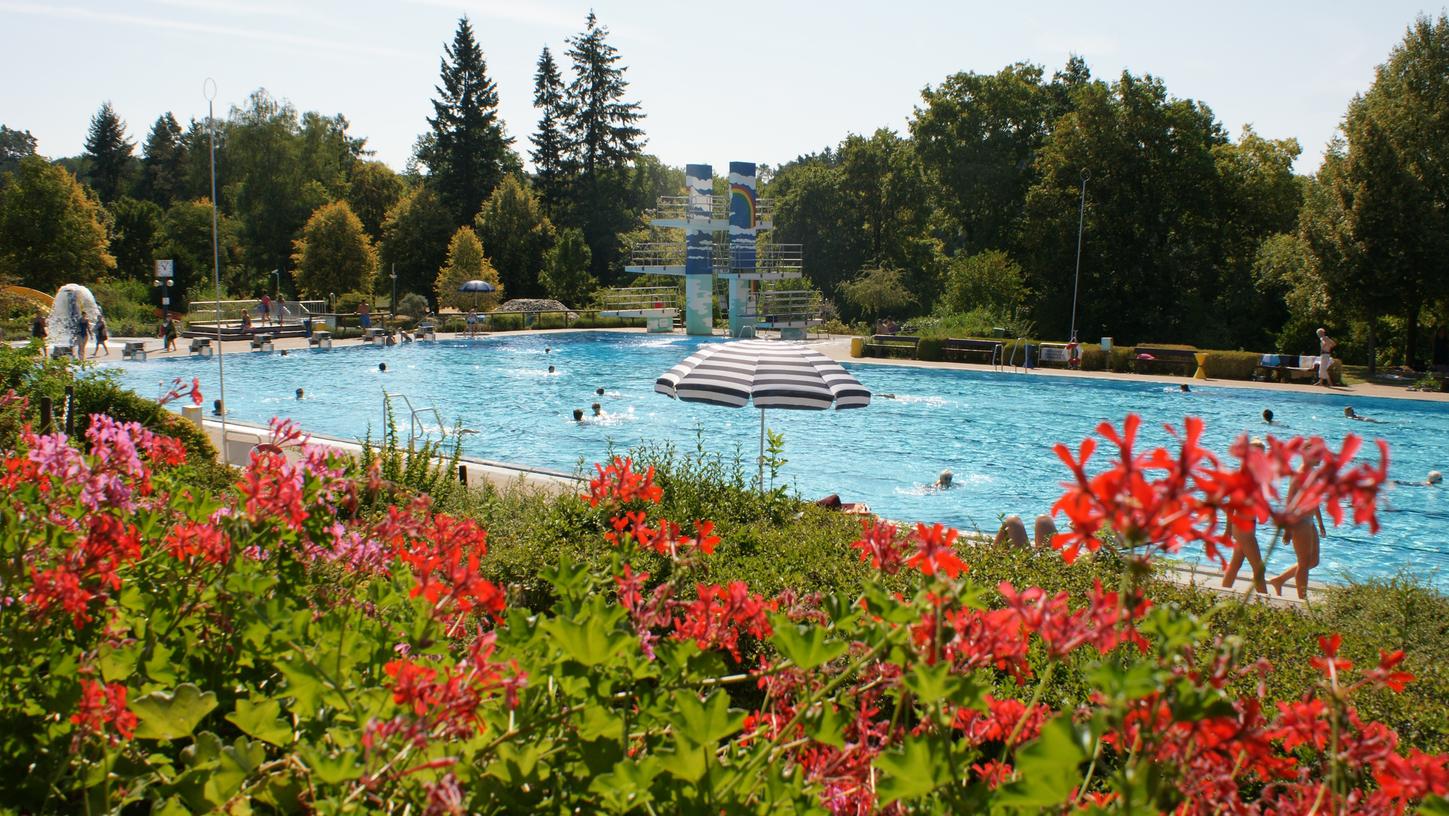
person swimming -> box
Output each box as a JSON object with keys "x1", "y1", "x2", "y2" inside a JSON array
[
  {"x1": 935, "y1": 469, "x2": 953, "y2": 490},
  {"x1": 295, "y1": 388, "x2": 304, "y2": 400},
  {"x1": 1344, "y1": 406, "x2": 1382, "y2": 423},
  {"x1": 1263, "y1": 409, "x2": 1275, "y2": 424},
  {"x1": 1393, "y1": 470, "x2": 1443, "y2": 487},
  {"x1": 596, "y1": 386, "x2": 606, "y2": 396},
  {"x1": 572, "y1": 408, "x2": 584, "y2": 422},
  {"x1": 1179, "y1": 383, "x2": 1191, "y2": 393},
  {"x1": 592, "y1": 403, "x2": 602, "y2": 416},
  {"x1": 379, "y1": 362, "x2": 387, "y2": 372}
]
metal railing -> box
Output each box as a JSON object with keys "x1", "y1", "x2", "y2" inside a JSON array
[
  {"x1": 742, "y1": 289, "x2": 823, "y2": 328},
  {"x1": 644, "y1": 194, "x2": 776, "y2": 227},
  {"x1": 597, "y1": 286, "x2": 681, "y2": 311},
  {"x1": 188, "y1": 299, "x2": 328, "y2": 327},
  {"x1": 627, "y1": 242, "x2": 688, "y2": 269}
]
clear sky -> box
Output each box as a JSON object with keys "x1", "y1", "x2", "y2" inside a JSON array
[{"x1": 1, "y1": 0, "x2": 1438, "y2": 176}]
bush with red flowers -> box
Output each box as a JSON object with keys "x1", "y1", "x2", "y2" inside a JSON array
[{"x1": 0, "y1": 380, "x2": 1445, "y2": 814}]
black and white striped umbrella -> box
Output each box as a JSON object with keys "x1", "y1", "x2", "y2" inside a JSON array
[{"x1": 656, "y1": 339, "x2": 871, "y2": 482}]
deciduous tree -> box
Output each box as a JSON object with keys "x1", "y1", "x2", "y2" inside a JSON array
[
  {"x1": 475, "y1": 175, "x2": 554, "y2": 299},
  {"x1": 107, "y1": 196, "x2": 164, "y2": 283},
  {"x1": 291, "y1": 201, "x2": 377, "y2": 299},
  {"x1": 380, "y1": 186, "x2": 453, "y2": 307},
  {"x1": 540, "y1": 227, "x2": 594, "y2": 307},
  {"x1": 159, "y1": 198, "x2": 243, "y2": 302},
  {"x1": 0, "y1": 125, "x2": 38, "y2": 178},
  {"x1": 348, "y1": 160, "x2": 404, "y2": 241},
  {"x1": 0, "y1": 156, "x2": 115, "y2": 290},
  {"x1": 838, "y1": 266, "x2": 915, "y2": 320},
  {"x1": 435, "y1": 226, "x2": 501, "y2": 311}
]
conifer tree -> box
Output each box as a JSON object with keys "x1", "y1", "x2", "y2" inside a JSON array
[
  {"x1": 420, "y1": 17, "x2": 514, "y2": 226},
  {"x1": 137, "y1": 112, "x2": 185, "y2": 207},
  {"x1": 530, "y1": 46, "x2": 569, "y2": 216},
  {"x1": 83, "y1": 101, "x2": 133, "y2": 203},
  {"x1": 561, "y1": 12, "x2": 645, "y2": 282},
  {"x1": 563, "y1": 12, "x2": 643, "y2": 177}
]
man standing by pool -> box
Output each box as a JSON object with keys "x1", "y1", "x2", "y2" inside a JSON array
[{"x1": 1316, "y1": 327, "x2": 1336, "y2": 387}]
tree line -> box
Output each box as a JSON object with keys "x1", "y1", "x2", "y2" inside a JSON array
[
  {"x1": 2, "y1": 13, "x2": 1447, "y2": 371},
  {"x1": 0, "y1": 12, "x2": 671, "y2": 316},
  {"x1": 771, "y1": 16, "x2": 1449, "y2": 371}
]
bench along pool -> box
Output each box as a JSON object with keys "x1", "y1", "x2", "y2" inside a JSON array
[{"x1": 109, "y1": 331, "x2": 1449, "y2": 588}]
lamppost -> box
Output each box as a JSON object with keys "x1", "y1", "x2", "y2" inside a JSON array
[
  {"x1": 329, "y1": 292, "x2": 336, "y2": 314},
  {"x1": 1068, "y1": 170, "x2": 1089, "y2": 344},
  {"x1": 390, "y1": 263, "x2": 398, "y2": 318},
  {"x1": 270, "y1": 269, "x2": 281, "y2": 300}
]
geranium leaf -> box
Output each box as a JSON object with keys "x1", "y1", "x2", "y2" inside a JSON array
[{"x1": 131, "y1": 683, "x2": 218, "y2": 741}]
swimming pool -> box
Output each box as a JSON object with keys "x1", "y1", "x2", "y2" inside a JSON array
[{"x1": 109, "y1": 332, "x2": 1449, "y2": 587}]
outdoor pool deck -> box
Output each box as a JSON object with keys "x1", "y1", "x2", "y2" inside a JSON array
[
  {"x1": 96, "y1": 329, "x2": 1449, "y2": 405},
  {"x1": 86, "y1": 325, "x2": 1409, "y2": 608}
]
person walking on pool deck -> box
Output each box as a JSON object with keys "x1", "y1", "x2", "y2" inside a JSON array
[
  {"x1": 93, "y1": 314, "x2": 109, "y2": 357},
  {"x1": 994, "y1": 514, "x2": 1058, "y2": 549},
  {"x1": 259, "y1": 293, "x2": 272, "y2": 326},
  {"x1": 1315, "y1": 328, "x2": 1337, "y2": 387},
  {"x1": 1222, "y1": 438, "x2": 1269, "y2": 594}
]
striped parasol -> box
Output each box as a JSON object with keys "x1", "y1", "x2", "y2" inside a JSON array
[{"x1": 656, "y1": 339, "x2": 871, "y2": 483}]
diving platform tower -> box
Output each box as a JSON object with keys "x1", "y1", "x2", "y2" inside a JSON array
[{"x1": 625, "y1": 162, "x2": 807, "y2": 337}]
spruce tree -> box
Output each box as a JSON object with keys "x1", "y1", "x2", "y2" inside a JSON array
[
  {"x1": 83, "y1": 101, "x2": 134, "y2": 203},
  {"x1": 563, "y1": 12, "x2": 643, "y2": 177},
  {"x1": 561, "y1": 11, "x2": 645, "y2": 282},
  {"x1": 530, "y1": 46, "x2": 569, "y2": 216},
  {"x1": 421, "y1": 17, "x2": 513, "y2": 226},
  {"x1": 137, "y1": 112, "x2": 185, "y2": 207}
]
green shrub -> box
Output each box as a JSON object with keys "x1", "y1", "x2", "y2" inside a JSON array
[
  {"x1": 1204, "y1": 350, "x2": 1262, "y2": 380},
  {"x1": 915, "y1": 337, "x2": 943, "y2": 361}
]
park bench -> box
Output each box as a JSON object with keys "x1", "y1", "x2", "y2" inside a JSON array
[
  {"x1": 308, "y1": 331, "x2": 333, "y2": 350},
  {"x1": 1132, "y1": 346, "x2": 1198, "y2": 376},
  {"x1": 122, "y1": 342, "x2": 147, "y2": 362},
  {"x1": 863, "y1": 334, "x2": 920, "y2": 359},
  {"x1": 1254, "y1": 353, "x2": 1318, "y2": 383},
  {"x1": 942, "y1": 338, "x2": 1004, "y2": 365},
  {"x1": 249, "y1": 334, "x2": 273, "y2": 352},
  {"x1": 189, "y1": 338, "x2": 212, "y2": 358}
]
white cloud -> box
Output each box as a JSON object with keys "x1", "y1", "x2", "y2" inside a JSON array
[{"x1": 0, "y1": 1, "x2": 418, "y2": 60}]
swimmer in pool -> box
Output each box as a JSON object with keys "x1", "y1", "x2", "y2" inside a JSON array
[
  {"x1": 295, "y1": 388, "x2": 304, "y2": 400},
  {"x1": 935, "y1": 469, "x2": 953, "y2": 490},
  {"x1": 1344, "y1": 407, "x2": 1383, "y2": 423},
  {"x1": 1262, "y1": 409, "x2": 1276, "y2": 424},
  {"x1": 1393, "y1": 470, "x2": 1443, "y2": 487}
]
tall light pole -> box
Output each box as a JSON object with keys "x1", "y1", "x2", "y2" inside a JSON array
[
  {"x1": 390, "y1": 263, "x2": 398, "y2": 318},
  {"x1": 1068, "y1": 170, "x2": 1089, "y2": 344},
  {"x1": 205, "y1": 77, "x2": 229, "y2": 466},
  {"x1": 270, "y1": 269, "x2": 281, "y2": 300}
]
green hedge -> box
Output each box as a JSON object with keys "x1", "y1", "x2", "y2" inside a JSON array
[{"x1": 1204, "y1": 350, "x2": 1263, "y2": 380}]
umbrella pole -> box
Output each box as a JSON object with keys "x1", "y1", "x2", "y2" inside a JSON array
[{"x1": 758, "y1": 409, "x2": 766, "y2": 489}]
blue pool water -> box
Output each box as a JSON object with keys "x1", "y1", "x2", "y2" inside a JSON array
[{"x1": 109, "y1": 332, "x2": 1449, "y2": 587}]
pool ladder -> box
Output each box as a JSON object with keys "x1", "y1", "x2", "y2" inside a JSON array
[{"x1": 382, "y1": 391, "x2": 450, "y2": 449}]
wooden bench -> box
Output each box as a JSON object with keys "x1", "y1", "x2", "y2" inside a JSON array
[
  {"x1": 862, "y1": 334, "x2": 920, "y2": 359},
  {"x1": 249, "y1": 334, "x2": 273, "y2": 352},
  {"x1": 1254, "y1": 353, "x2": 1318, "y2": 383},
  {"x1": 1132, "y1": 346, "x2": 1198, "y2": 375},
  {"x1": 121, "y1": 342, "x2": 147, "y2": 361},
  {"x1": 941, "y1": 338, "x2": 1003, "y2": 365}
]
